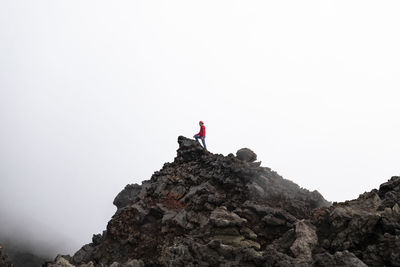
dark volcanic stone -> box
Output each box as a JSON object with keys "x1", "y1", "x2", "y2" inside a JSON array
[
  {"x1": 236, "y1": 148, "x2": 257, "y2": 162},
  {"x1": 113, "y1": 184, "x2": 142, "y2": 210},
  {"x1": 44, "y1": 137, "x2": 400, "y2": 267}
]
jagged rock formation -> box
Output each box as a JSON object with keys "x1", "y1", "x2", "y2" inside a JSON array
[
  {"x1": 311, "y1": 177, "x2": 400, "y2": 266},
  {"x1": 44, "y1": 136, "x2": 400, "y2": 266}
]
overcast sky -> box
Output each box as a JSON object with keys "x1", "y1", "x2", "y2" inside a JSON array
[{"x1": 1, "y1": 0, "x2": 399, "y2": 256}]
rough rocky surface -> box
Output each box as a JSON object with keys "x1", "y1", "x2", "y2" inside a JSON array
[
  {"x1": 311, "y1": 177, "x2": 400, "y2": 266},
  {"x1": 113, "y1": 184, "x2": 142, "y2": 211},
  {"x1": 44, "y1": 136, "x2": 400, "y2": 266},
  {"x1": 236, "y1": 148, "x2": 257, "y2": 163}
]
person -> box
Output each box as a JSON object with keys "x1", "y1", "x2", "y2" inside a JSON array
[{"x1": 194, "y1": 121, "x2": 206, "y2": 149}]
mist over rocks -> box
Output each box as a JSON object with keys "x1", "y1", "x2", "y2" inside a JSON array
[
  {"x1": 0, "y1": 239, "x2": 49, "y2": 267},
  {"x1": 0, "y1": 210, "x2": 78, "y2": 267},
  {"x1": 0, "y1": 244, "x2": 12, "y2": 267},
  {"x1": 44, "y1": 136, "x2": 400, "y2": 266}
]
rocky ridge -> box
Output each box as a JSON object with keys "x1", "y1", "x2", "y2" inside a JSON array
[{"x1": 45, "y1": 136, "x2": 400, "y2": 266}]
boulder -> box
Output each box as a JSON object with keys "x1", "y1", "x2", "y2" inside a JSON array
[
  {"x1": 113, "y1": 184, "x2": 142, "y2": 210},
  {"x1": 236, "y1": 148, "x2": 257, "y2": 162},
  {"x1": 72, "y1": 244, "x2": 94, "y2": 265},
  {"x1": 46, "y1": 255, "x2": 75, "y2": 267},
  {"x1": 210, "y1": 206, "x2": 247, "y2": 227}
]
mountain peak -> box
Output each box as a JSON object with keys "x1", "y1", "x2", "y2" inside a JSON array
[{"x1": 44, "y1": 137, "x2": 400, "y2": 267}]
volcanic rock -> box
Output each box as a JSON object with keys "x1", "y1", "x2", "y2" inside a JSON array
[
  {"x1": 236, "y1": 148, "x2": 257, "y2": 162},
  {"x1": 44, "y1": 136, "x2": 400, "y2": 266},
  {"x1": 113, "y1": 184, "x2": 141, "y2": 211}
]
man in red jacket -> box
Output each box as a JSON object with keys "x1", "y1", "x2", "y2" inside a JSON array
[{"x1": 194, "y1": 121, "x2": 206, "y2": 149}]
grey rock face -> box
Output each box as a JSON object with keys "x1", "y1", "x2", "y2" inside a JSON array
[
  {"x1": 290, "y1": 220, "x2": 318, "y2": 261},
  {"x1": 210, "y1": 206, "x2": 247, "y2": 227},
  {"x1": 113, "y1": 184, "x2": 142, "y2": 210},
  {"x1": 124, "y1": 259, "x2": 144, "y2": 267},
  {"x1": 236, "y1": 148, "x2": 257, "y2": 162},
  {"x1": 44, "y1": 255, "x2": 75, "y2": 267},
  {"x1": 313, "y1": 251, "x2": 368, "y2": 267},
  {"x1": 44, "y1": 137, "x2": 400, "y2": 267},
  {"x1": 72, "y1": 244, "x2": 94, "y2": 265}
]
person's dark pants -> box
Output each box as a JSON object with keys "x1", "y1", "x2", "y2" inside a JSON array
[{"x1": 194, "y1": 135, "x2": 206, "y2": 149}]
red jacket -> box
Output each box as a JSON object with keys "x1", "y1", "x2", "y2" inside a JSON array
[{"x1": 196, "y1": 125, "x2": 206, "y2": 137}]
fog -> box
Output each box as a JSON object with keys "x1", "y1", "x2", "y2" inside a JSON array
[{"x1": 1, "y1": 0, "x2": 399, "y2": 257}]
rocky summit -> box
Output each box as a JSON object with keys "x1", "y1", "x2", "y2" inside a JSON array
[{"x1": 44, "y1": 136, "x2": 400, "y2": 267}]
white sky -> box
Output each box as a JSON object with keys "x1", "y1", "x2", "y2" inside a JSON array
[{"x1": 1, "y1": 0, "x2": 399, "y2": 255}]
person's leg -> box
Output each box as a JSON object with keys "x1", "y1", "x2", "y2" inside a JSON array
[
  {"x1": 202, "y1": 136, "x2": 207, "y2": 149},
  {"x1": 194, "y1": 135, "x2": 200, "y2": 142}
]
